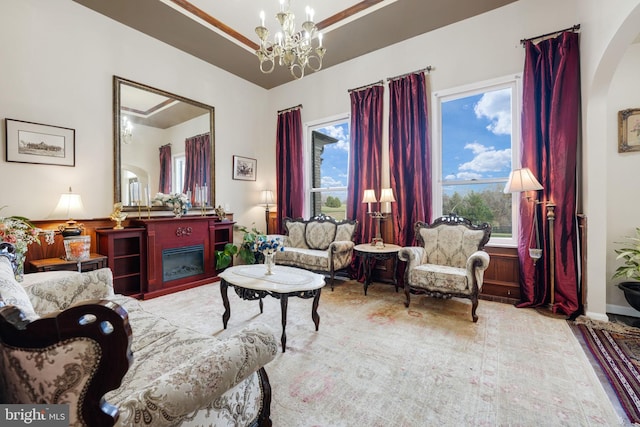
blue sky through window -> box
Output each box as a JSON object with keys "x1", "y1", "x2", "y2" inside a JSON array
[
  {"x1": 441, "y1": 88, "x2": 512, "y2": 190},
  {"x1": 314, "y1": 122, "x2": 350, "y2": 191}
]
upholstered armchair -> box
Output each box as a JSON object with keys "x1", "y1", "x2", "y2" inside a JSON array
[{"x1": 398, "y1": 215, "x2": 491, "y2": 322}]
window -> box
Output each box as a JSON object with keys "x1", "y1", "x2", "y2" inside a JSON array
[
  {"x1": 174, "y1": 154, "x2": 185, "y2": 194},
  {"x1": 433, "y1": 75, "x2": 521, "y2": 246},
  {"x1": 304, "y1": 115, "x2": 350, "y2": 220}
]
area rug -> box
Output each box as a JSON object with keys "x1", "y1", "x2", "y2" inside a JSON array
[
  {"x1": 574, "y1": 319, "x2": 640, "y2": 425},
  {"x1": 141, "y1": 280, "x2": 624, "y2": 426}
]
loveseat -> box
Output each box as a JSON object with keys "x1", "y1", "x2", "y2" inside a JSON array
[
  {"x1": 0, "y1": 249, "x2": 278, "y2": 426},
  {"x1": 398, "y1": 215, "x2": 491, "y2": 322},
  {"x1": 272, "y1": 213, "x2": 358, "y2": 290}
]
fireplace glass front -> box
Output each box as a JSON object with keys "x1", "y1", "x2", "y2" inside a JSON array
[{"x1": 162, "y1": 244, "x2": 205, "y2": 282}]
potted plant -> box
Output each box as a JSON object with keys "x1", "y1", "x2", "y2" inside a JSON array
[
  {"x1": 214, "y1": 224, "x2": 266, "y2": 269},
  {"x1": 613, "y1": 227, "x2": 640, "y2": 311}
]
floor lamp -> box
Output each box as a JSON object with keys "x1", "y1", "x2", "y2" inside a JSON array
[
  {"x1": 261, "y1": 190, "x2": 275, "y2": 234},
  {"x1": 504, "y1": 168, "x2": 556, "y2": 305}
]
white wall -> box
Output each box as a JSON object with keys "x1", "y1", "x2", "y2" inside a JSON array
[{"x1": 0, "y1": 0, "x2": 271, "y2": 234}]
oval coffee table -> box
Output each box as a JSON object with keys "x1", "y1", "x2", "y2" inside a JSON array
[{"x1": 218, "y1": 264, "x2": 325, "y2": 353}]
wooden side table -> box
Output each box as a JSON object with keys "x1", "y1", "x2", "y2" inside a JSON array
[
  {"x1": 28, "y1": 253, "x2": 108, "y2": 273},
  {"x1": 354, "y1": 243, "x2": 402, "y2": 295}
]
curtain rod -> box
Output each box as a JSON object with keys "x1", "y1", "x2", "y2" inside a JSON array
[
  {"x1": 348, "y1": 80, "x2": 384, "y2": 93},
  {"x1": 386, "y1": 66, "x2": 433, "y2": 82},
  {"x1": 520, "y1": 24, "x2": 580, "y2": 46},
  {"x1": 277, "y1": 104, "x2": 303, "y2": 114},
  {"x1": 190, "y1": 132, "x2": 209, "y2": 139}
]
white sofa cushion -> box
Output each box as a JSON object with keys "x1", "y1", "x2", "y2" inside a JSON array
[
  {"x1": 284, "y1": 221, "x2": 308, "y2": 249},
  {"x1": 0, "y1": 257, "x2": 38, "y2": 321},
  {"x1": 305, "y1": 221, "x2": 336, "y2": 250}
]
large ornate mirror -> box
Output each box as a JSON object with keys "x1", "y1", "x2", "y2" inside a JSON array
[{"x1": 113, "y1": 76, "x2": 215, "y2": 211}]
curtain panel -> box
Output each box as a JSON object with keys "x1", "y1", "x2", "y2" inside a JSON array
[
  {"x1": 388, "y1": 72, "x2": 432, "y2": 247},
  {"x1": 518, "y1": 31, "x2": 581, "y2": 316},
  {"x1": 183, "y1": 133, "x2": 211, "y2": 200},
  {"x1": 276, "y1": 107, "x2": 304, "y2": 233},
  {"x1": 158, "y1": 144, "x2": 172, "y2": 194},
  {"x1": 347, "y1": 85, "x2": 384, "y2": 246}
]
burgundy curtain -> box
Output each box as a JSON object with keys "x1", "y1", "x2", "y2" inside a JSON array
[
  {"x1": 518, "y1": 31, "x2": 580, "y2": 316},
  {"x1": 388, "y1": 72, "x2": 431, "y2": 247},
  {"x1": 346, "y1": 84, "x2": 384, "y2": 246},
  {"x1": 183, "y1": 133, "x2": 211, "y2": 202},
  {"x1": 276, "y1": 107, "x2": 304, "y2": 232},
  {"x1": 158, "y1": 144, "x2": 172, "y2": 194}
]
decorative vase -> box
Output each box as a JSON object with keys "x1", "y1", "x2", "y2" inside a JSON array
[
  {"x1": 264, "y1": 252, "x2": 275, "y2": 275},
  {"x1": 14, "y1": 250, "x2": 25, "y2": 282},
  {"x1": 173, "y1": 204, "x2": 183, "y2": 218}
]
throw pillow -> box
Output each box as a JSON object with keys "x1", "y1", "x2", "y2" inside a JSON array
[
  {"x1": 284, "y1": 220, "x2": 308, "y2": 249},
  {"x1": 305, "y1": 221, "x2": 336, "y2": 250},
  {"x1": 335, "y1": 222, "x2": 356, "y2": 242},
  {"x1": 0, "y1": 257, "x2": 39, "y2": 322}
]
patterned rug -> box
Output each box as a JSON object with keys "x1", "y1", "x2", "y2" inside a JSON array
[
  {"x1": 141, "y1": 280, "x2": 624, "y2": 426},
  {"x1": 574, "y1": 320, "x2": 640, "y2": 424}
]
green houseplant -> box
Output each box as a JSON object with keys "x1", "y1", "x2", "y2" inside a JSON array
[
  {"x1": 214, "y1": 224, "x2": 266, "y2": 270},
  {"x1": 613, "y1": 227, "x2": 640, "y2": 311}
]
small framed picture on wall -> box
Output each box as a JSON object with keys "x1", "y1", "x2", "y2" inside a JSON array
[
  {"x1": 232, "y1": 155, "x2": 257, "y2": 181},
  {"x1": 5, "y1": 118, "x2": 76, "y2": 166},
  {"x1": 618, "y1": 108, "x2": 640, "y2": 153}
]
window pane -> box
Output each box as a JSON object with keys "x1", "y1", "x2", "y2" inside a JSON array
[
  {"x1": 313, "y1": 190, "x2": 348, "y2": 220},
  {"x1": 442, "y1": 182, "x2": 513, "y2": 237},
  {"x1": 309, "y1": 119, "x2": 349, "y2": 218},
  {"x1": 441, "y1": 88, "x2": 512, "y2": 182}
]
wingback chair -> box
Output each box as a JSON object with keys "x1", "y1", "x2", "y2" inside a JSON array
[{"x1": 398, "y1": 215, "x2": 491, "y2": 322}]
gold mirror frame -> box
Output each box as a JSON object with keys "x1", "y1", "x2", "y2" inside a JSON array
[{"x1": 113, "y1": 76, "x2": 215, "y2": 211}]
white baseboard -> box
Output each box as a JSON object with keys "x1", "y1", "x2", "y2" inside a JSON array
[
  {"x1": 583, "y1": 311, "x2": 610, "y2": 322},
  {"x1": 606, "y1": 303, "x2": 640, "y2": 318}
]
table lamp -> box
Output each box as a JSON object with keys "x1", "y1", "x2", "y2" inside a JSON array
[
  {"x1": 49, "y1": 187, "x2": 87, "y2": 237},
  {"x1": 362, "y1": 187, "x2": 396, "y2": 247}
]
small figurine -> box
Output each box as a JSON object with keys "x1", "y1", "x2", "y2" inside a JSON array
[
  {"x1": 214, "y1": 205, "x2": 226, "y2": 219},
  {"x1": 110, "y1": 202, "x2": 127, "y2": 229}
]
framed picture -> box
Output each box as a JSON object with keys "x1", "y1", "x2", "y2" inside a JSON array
[
  {"x1": 5, "y1": 119, "x2": 75, "y2": 166},
  {"x1": 618, "y1": 109, "x2": 640, "y2": 153},
  {"x1": 232, "y1": 155, "x2": 257, "y2": 181}
]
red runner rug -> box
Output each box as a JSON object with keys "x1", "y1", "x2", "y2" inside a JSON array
[{"x1": 576, "y1": 322, "x2": 640, "y2": 424}]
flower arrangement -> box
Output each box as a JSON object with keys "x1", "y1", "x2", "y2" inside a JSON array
[
  {"x1": 254, "y1": 235, "x2": 284, "y2": 255},
  {"x1": 0, "y1": 208, "x2": 55, "y2": 280},
  {"x1": 154, "y1": 192, "x2": 190, "y2": 216}
]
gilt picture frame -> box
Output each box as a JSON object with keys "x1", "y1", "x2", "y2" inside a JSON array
[
  {"x1": 5, "y1": 118, "x2": 76, "y2": 166},
  {"x1": 618, "y1": 108, "x2": 640, "y2": 153},
  {"x1": 232, "y1": 155, "x2": 257, "y2": 181}
]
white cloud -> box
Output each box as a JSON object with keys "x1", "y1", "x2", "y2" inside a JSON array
[
  {"x1": 456, "y1": 171, "x2": 483, "y2": 180},
  {"x1": 321, "y1": 175, "x2": 344, "y2": 188},
  {"x1": 456, "y1": 142, "x2": 511, "y2": 176},
  {"x1": 320, "y1": 125, "x2": 349, "y2": 151},
  {"x1": 474, "y1": 89, "x2": 511, "y2": 135}
]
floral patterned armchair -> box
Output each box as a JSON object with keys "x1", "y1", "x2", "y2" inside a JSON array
[
  {"x1": 398, "y1": 215, "x2": 491, "y2": 322},
  {"x1": 0, "y1": 249, "x2": 278, "y2": 426}
]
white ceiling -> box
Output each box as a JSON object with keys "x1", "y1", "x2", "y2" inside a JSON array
[{"x1": 73, "y1": 0, "x2": 518, "y2": 89}]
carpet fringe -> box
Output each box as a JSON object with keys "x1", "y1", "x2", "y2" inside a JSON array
[{"x1": 572, "y1": 315, "x2": 640, "y2": 335}]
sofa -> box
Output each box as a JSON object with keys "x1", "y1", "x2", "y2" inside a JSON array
[
  {"x1": 272, "y1": 213, "x2": 358, "y2": 290},
  {"x1": 398, "y1": 215, "x2": 491, "y2": 322},
  {"x1": 0, "y1": 249, "x2": 278, "y2": 426}
]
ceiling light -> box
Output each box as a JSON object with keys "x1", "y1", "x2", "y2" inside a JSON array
[{"x1": 255, "y1": 0, "x2": 326, "y2": 79}]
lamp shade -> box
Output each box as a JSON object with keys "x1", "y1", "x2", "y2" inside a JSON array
[
  {"x1": 261, "y1": 190, "x2": 275, "y2": 206},
  {"x1": 362, "y1": 189, "x2": 377, "y2": 203},
  {"x1": 379, "y1": 188, "x2": 396, "y2": 203},
  {"x1": 49, "y1": 188, "x2": 87, "y2": 220},
  {"x1": 503, "y1": 168, "x2": 543, "y2": 193}
]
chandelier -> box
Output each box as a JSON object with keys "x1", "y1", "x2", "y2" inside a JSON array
[
  {"x1": 255, "y1": 1, "x2": 326, "y2": 80},
  {"x1": 121, "y1": 116, "x2": 133, "y2": 144}
]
